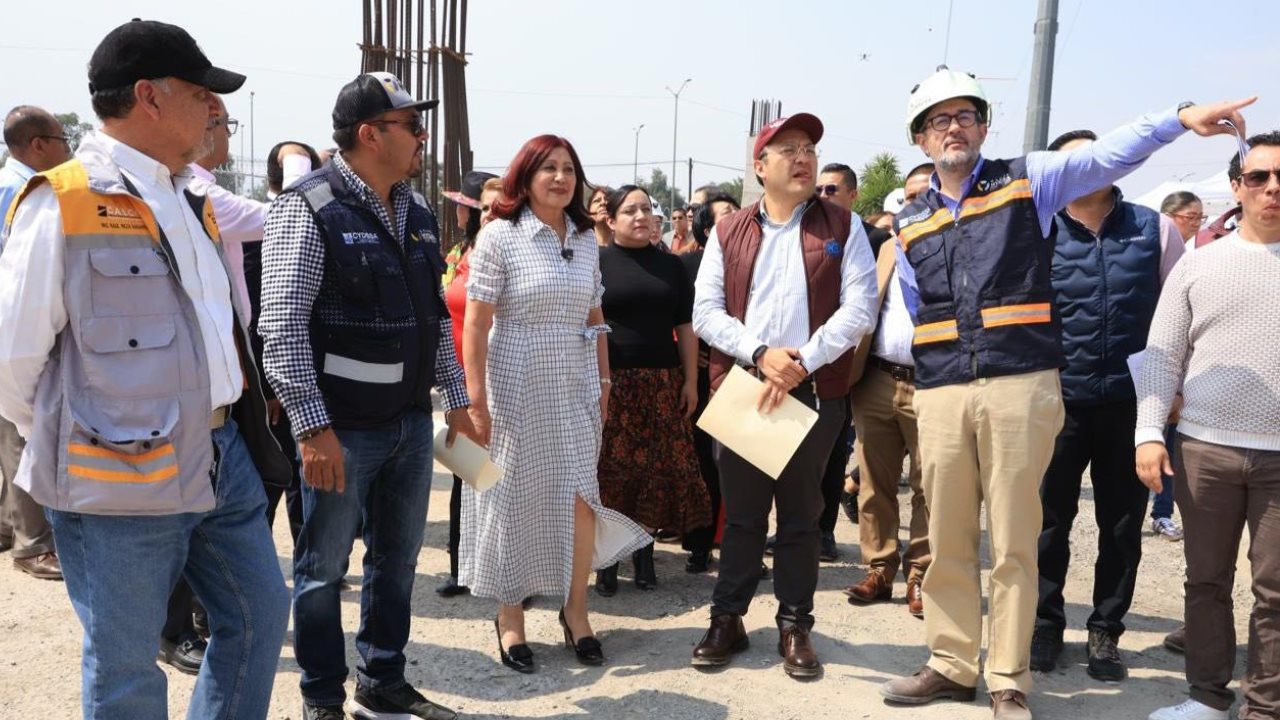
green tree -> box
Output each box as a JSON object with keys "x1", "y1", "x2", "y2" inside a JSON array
[
  {"x1": 716, "y1": 177, "x2": 743, "y2": 204},
  {"x1": 638, "y1": 167, "x2": 686, "y2": 211},
  {"x1": 853, "y1": 152, "x2": 903, "y2": 217},
  {"x1": 54, "y1": 112, "x2": 94, "y2": 150}
]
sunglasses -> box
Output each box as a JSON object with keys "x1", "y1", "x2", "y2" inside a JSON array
[
  {"x1": 1239, "y1": 169, "x2": 1280, "y2": 189},
  {"x1": 370, "y1": 115, "x2": 425, "y2": 136},
  {"x1": 815, "y1": 184, "x2": 841, "y2": 197}
]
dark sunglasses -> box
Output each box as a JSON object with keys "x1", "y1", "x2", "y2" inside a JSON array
[
  {"x1": 815, "y1": 184, "x2": 842, "y2": 196},
  {"x1": 370, "y1": 115, "x2": 425, "y2": 136},
  {"x1": 1239, "y1": 169, "x2": 1280, "y2": 189}
]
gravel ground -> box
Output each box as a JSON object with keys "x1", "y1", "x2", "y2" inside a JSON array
[{"x1": 0, "y1": 458, "x2": 1255, "y2": 720}]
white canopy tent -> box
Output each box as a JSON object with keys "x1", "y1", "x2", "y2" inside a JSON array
[{"x1": 1130, "y1": 172, "x2": 1237, "y2": 222}]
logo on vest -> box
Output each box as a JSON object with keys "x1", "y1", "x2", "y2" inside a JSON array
[
  {"x1": 96, "y1": 204, "x2": 141, "y2": 219},
  {"x1": 341, "y1": 231, "x2": 381, "y2": 246},
  {"x1": 975, "y1": 174, "x2": 1012, "y2": 193},
  {"x1": 824, "y1": 240, "x2": 842, "y2": 257},
  {"x1": 409, "y1": 231, "x2": 437, "y2": 245}
]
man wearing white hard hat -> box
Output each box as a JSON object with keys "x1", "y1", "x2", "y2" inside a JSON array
[{"x1": 877, "y1": 65, "x2": 1255, "y2": 720}]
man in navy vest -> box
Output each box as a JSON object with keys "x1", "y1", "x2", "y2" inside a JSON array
[
  {"x1": 878, "y1": 66, "x2": 1254, "y2": 720},
  {"x1": 259, "y1": 72, "x2": 475, "y2": 720},
  {"x1": 1032, "y1": 129, "x2": 1185, "y2": 682}
]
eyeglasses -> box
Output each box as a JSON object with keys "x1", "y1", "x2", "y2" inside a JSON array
[
  {"x1": 772, "y1": 144, "x2": 818, "y2": 161},
  {"x1": 923, "y1": 109, "x2": 979, "y2": 132},
  {"x1": 1239, "y1": 169, "x2": 1280, "y2": 189},
  {"x1": 815, "y1": 184, "x2": 841, "y2": 196},
  {"x1": 1171, "y1": 212, "x2": 1208, "y2": 225},
  {"x1": 370, "y1": 116, "x2": 425, "y2": 136},
  {"x1": 212, "y1": 117, "x2": 240, "y2": 136},
  {"x1": 35, "y1": 134, "x2": 71, "y2": 146}
]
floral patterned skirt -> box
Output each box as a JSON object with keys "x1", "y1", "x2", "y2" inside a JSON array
[{"x1": 598, "y1": 367, "x2": 712, "y2": 533}]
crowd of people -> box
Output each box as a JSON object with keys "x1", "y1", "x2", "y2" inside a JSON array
[{"x1": 0, "y1": 18, "x2": 1277, "y2": 720}]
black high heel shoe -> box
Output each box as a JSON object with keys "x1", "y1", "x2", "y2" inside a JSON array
[
  {"x1": 558, "y1": 608, "x2": 605, "y2": 666},
  {"x1": 494, "y1": 618, "x2": 534, "y2": 673},
  {"x1": 633, "y1": 544, "x2": 657, "y2": 590}
]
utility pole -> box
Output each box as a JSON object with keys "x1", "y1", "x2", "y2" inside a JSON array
[
  {"x1": 687, "y1": 158, "x2": 693, "y2": 202},
  {"x1": 1022, "y1": 0, "x2": 1059, "y2": 153},
  {"x1": 666, "y1": 78, "x2": 691, "y2": 212},
  {"x1": 632, "y1": 124, "x2": 644, "y2": 183},
  {"x1": 249, "y1": 90, "x2": 256, "y2": 195}
]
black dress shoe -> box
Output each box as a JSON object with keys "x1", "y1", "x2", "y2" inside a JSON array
[
  {"x1": 436, "y1": 576, "x2": 470, "y2": 598},
  {"x1": 494, "y1": 618, "x2": 534, "y2": 673},
  {"x1": 819, "y1": 532, "x2": 838, "y2": 562},
  {"x1": 764, "y1": 534, "x2": 777, "y2": 556},
  {"x1": 633, "y1": 544, "x2": 656, "y2": 590},
  {"x1": 685, "y1": 549, "x2": 711, "y2": 574},
  {"x1": 595, "y1": 564, "x2": 618, "y2": 597},
  {"x1": 158, "y1": 632, "x2": 207, "y2": 675},
  {"x1": 691, "y1": 614, "x2": 749, "y2": 667},
  {"x1": 840, "y1": 490, "x2": 859, "y2": 525},
  {"x1": 559, "y1": 608, "x2": 604, "y2": 665}
]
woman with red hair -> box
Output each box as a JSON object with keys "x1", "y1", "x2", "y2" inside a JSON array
[{"x1": 459, "y1": 135, "x2": 651, "y2": 674}]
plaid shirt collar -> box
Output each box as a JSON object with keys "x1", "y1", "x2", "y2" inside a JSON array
[{"x1": 333, "y1": 152, "x2": 413, "y2": 244}]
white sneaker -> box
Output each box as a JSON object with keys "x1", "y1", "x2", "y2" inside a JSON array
[
  {"x1": 1148, "y1": 699, "x2": 1229, "y2": 720},
  {"x1": 1152, "y1": 517, "x2": 1184, "y2": 541}
]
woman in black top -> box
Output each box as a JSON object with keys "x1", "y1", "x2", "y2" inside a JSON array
[{"x1": 595, "y1": 185, "x2": 711, "y2": 594}]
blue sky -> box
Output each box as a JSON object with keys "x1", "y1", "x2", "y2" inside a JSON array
[{"x1": 2, "y1": 0, "x2": 1276, "y2": 198}]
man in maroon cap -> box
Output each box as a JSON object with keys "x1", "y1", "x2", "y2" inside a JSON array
[{"x1": 689, "y1": 114, "x2": 878, "y2": 677}]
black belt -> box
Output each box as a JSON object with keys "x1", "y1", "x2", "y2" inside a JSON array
[{"x1": 869, "y1": 356, "x2": 915, "y2": 383}]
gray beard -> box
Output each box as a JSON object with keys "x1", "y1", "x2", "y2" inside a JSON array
[{"x1": 936, "y1": 146, "x2": 979, "y2": 173}]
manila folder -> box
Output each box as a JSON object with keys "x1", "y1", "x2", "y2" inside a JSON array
[{"x1": 696, "y1": 365, "x2": 819, "y2": 480}]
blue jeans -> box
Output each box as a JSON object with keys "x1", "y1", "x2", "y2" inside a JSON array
[
  {"x1": 48, "y1": 420, "x2": 290, "y2": 720},
  {"x1": 293, "y1": 409, "x2": 434, "y2": 705},
  {"x1": 1151, "y1": 424, "x2": 1176, "y2": 520}
]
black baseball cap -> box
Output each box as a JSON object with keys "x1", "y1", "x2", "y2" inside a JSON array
[
  {"x1": 332, "y1": 72, "x2": 438, "y2": 130},
  {"x1": 88, "y1": 19, "x2": 246, "y2": 94}
]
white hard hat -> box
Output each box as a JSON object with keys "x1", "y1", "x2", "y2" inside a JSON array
[
  {"x1": 649, "y1": 197, "x2": 666, "y2": 219},
  {"x1": 882, "y1": 187, "x2": 907, "y2": 214},
  {"x1": 905, "y1": 65, "x2": 990, "y2": 145}
]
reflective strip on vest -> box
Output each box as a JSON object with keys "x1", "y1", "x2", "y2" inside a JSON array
[
  {"x1": 913, "y1": 319, "x2": 959, "y2": 345},
  {"x1": 66, "y1": 442, "x2": 180, "y2": 484},
  {"x1": 304, "y1": 183, "x2": 337, "y2": 212},
  {"x1": 322, "y1": 353, "x2": 405, "y2": 384},
  {"x1": 898, "y1": 208, "x2": 953, "y2": 249},
  {"x1": 957, "y1": 179, "x2": 1032, "y2": 221},
  {"x1": 980, "y1": 302, "x2": 1052, "y2": 328}
]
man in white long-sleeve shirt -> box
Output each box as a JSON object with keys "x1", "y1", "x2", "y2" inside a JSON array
[
  {"x1": 1136, "y1": 131, "x2": 1280, "y2": 720},
  {"x1": 688, "y1": 113, "x2": 877, "y2": 678}
]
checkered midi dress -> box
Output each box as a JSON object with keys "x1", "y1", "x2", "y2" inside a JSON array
[{"x1": 458, "y1": 208, "x2": 651, "y2": 605}]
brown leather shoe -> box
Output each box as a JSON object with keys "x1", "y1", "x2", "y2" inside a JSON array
[
  {"x1": 691, "y1": 614, "x2": 749, "y2": 667},
  {"x1": 777, "y1": 625, "x2": 821, "y2": 678},
  {"x1": 991, "y1": 689, "x2": 1033, "y2": 719},
  {"x1": 843, "y1": 569, "x2": 891, "y2": 604},
  {"x1": 906, "y1": 577, "x2": 924, "y2": 619},
  {"x1": 880, "y1": 666, "x2": 977, "y2": 704},
  {"x1": 13, "y1": 552, "x2": 61, "y2": 580}
]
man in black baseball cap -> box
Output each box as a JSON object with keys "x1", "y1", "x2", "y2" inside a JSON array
[
  {"x1": 0, "y1": 16, "x2": 294, "y2": 720},
  {"x1": 88, "y1": 18, "x2": 245, "y2": 95}
]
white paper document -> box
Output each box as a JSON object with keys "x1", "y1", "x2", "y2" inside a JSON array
[
  {"x1": 432, "y1": 428, "x2": 502, "y2": 491},
  {"x1": 696, "y1": 365, "x2": 820, "y2": 480}
]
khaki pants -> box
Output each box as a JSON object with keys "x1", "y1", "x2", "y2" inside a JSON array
[
  {"x1": 851, "y1": 366, "x2": 929, "y2": 581},
  {"x1": 0, "y1": 416, "x2": 55, "y2": 558},
  {"x1": 914, "y1": 369, "x2": 1064, "y2": 694}
]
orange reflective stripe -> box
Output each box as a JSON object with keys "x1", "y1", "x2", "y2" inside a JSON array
[
  {"x1": 67, "y1": 464, "x2": 180, "y2": 484},
  {"x1": 958, "y1": 179, "x2": 1032, "y2": 220},
  {"x1": 981, "y1": 302, "x2": 1052, "y2": 328},
  {"x1": 898, "y1": 208, "x2": 954, "y2": 249},
  {"x1": 913, "y1": 319, "x2": 959, "y2": 345},
  {"x1": 68, "y1": 442, "x2": 175, "y2": 464}
]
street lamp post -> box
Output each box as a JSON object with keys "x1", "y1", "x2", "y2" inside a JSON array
[
  {"x1": 665, "y1": 78, "x2": 691, "y2": 213},
  {"x1": 249, "y1": 90, "x2": 256, "y2": 196},
  {"x1": 632, "y1": 124, "x2": 645, "y2": 183}
]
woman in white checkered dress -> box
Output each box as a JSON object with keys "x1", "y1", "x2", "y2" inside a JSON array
[{"x1": 459, "y1": 135, "x2": 651, "y2": 672}]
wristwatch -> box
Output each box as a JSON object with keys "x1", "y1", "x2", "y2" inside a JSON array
[
  {"x1": 751, "y1": 345, "x2": 768, "y2": 366},
  {"x1": 1177, "y1": 101, "x2": 1195, "y2": 128}
]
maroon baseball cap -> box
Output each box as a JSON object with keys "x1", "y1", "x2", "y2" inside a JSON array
[{"x1": 753, "y1": 113, "x2": 824, "y2": 158}]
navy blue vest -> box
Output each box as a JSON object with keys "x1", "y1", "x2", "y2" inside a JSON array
[
  {"x1": 1051, "y1": 189, "x2": 1162, "y2": 405},
  {"x1": 291, "y1": 163, "x2": 445, "y2": 429},
  {"x1": 895, "y1": 157, "x2": 1065, "y2": 389}
]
